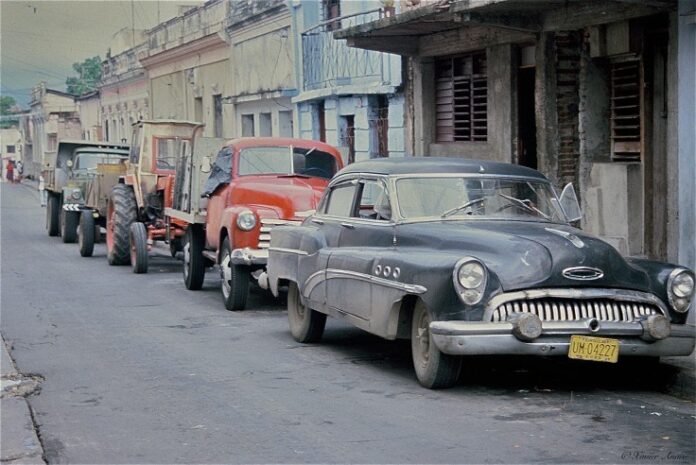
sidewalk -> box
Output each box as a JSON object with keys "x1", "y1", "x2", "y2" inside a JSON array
[{"x1": 1, "y1": 335, "x2": 45, "y2": 465}]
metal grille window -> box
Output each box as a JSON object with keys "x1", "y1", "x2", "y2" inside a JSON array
[
  {"x1": 610, "y1": 59, "x2": 641, "y2": 161},
  {"x1": 435, "y1": 52, "x2": 488, "y2": 143}
]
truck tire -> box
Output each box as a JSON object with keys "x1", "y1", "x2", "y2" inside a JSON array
[
  {"x1": 183, "y1": 226, "x2": 205, "y2": 290},
  {"x1": 78, "y1": 210, "x2": 95, "y2": 257},
  {"x1": 287, "y1": 281, "x2": 326, "y2": 343},
  {"x1": 220, "y1": 237, "x2": 249, "y2": 311},
  {"x1": 107, "y1": 184, "x2": 137, "y2": 266},
  {"x1": 61, "y1": 210, "x2": 79, "y2": 243},
  {"x1": 129, "y1": 222, "x2": 149, "y2": 274},
  {"x1": 46, "y1": 194, "x2": 61, "y2": 237}
]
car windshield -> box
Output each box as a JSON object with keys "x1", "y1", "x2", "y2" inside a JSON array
[
  {"x1": 395, "y1": 176, "x2": 567, "y2": 223},
  {"x1": 238, "y1": 146, "x2": 337, "y2": 179},
  {"x1": 74, "y1": 153, "x2": 127, "y2": 170}
]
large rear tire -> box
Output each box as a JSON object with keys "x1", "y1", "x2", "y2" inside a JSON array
[
  {"x1": 78, "y1": 210, "x2": 95, "y2": 257},
  {"x1": 287, "y1": 281, "x2": 326, "y2": 343},
  {"x1": 183, "y1": 226, "x2": 205, "y2": 290},
  {"x1": 411, "y1": 300, "x2": 462, "y2": 389},
  {"x1": 129, "y1": 222, "x2": 149, "y2": 274},
  {"x1": 61, "y1": 210, "x2": 79, "y2": 243},
  {"x1": 46, "y1": 194, "x2": 61, "y2": 237},
  {"x1": 107, "y1": 184, "x2": 137, "y2": 266},
  {"x1": 220, "y1": 237, "x2": 249, "y2": 311}
]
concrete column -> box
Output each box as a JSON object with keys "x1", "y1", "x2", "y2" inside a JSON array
[
  {"x1": 535, "y1": 32, "x2": 559, "y2": 186},
  {"x1": 412, "y1": 57, "x2": 434, "y2": 156}
]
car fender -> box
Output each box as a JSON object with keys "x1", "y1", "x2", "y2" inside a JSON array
[{"x1": 268, "y1": 225, "x2": 328, "y2": 298}]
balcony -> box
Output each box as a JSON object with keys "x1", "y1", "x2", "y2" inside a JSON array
[{"x1": 147, "y1": 0, "x2": 228, "y2": 55}]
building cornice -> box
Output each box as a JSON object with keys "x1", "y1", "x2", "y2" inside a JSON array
[{"x1": 140, "y1": 32, "x2": 228, "y2": 70}]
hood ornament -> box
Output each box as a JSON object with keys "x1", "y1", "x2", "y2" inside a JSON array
[{"x1": 563, "y1": 266, "x2": 604, "y2": 281}]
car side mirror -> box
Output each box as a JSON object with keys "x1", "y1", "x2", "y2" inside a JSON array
[
  {"x1": 559, "y1": 183, "x2": 582, "y2": 223},
  {"x1": 201, "y1": 156, "x2": 212, "y2": 174}
]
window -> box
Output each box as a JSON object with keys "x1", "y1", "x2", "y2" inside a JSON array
[
  {"x1": 323, "y1": 0, "x2": 341, "y2": 31},
  {"x1": 47, "y1": 134, "x2": 57, "y2": 151},
  {"x1": 194, "y1": 97, "x2": 203, "y2": 123},
  {"x1": 259, "y1": 112, "x2": 272, "y2": 137},
  {"x1": 241, "y1": 114, "x2": 255, "y2": 137},
  {"x1": 154, "y1": 137, "x2": 189, "y2": 171},
  {"x1": 237, "y1": 146, "x2": 338, "y2": 179},
  {"x1": 610, "y1": 59, "x2": 641, "y2": 161},
  {"x1": 325, "y1": 182, "x2": 356, "y2": 217},
  {"x1": 213, "y1": 94, "x2": 223, "y2": 138},
  {"x1": 6, "y1": 145, "x2": 15, "y2": 154},
  {"x1": 435, "y1": 51, "x2": 488, "y2": 142},
  {"x1": 355, "y1": 179, "x2": 391, "y2": 220}
]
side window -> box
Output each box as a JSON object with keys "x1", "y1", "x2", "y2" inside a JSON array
[
  {"x1": 355, "y1": 179, "x2": 391, "y2": 221},
  {"x1": 129, "y1": 126, "x2": 141, "y2": 163},
  {"x1": 325, "y1": 183, "x2": 357, "y2": 217}
]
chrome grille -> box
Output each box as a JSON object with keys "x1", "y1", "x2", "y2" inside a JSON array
[
  {"x1": 259, "y1": 218, "x2": 302, "y2": 249},
  {"x1": 489, "y1": 298, "x2": 660, "y2": 323}
]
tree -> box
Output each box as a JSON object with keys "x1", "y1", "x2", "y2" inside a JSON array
[
  {"x1": 65, "y1": 56, "x2": 102, "y2": 96},
  {"x1": 0, "y1": 95, "x2": 19, "y2": 129}
]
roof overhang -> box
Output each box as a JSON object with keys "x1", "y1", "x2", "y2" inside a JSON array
[{"x1": 335, "y1": 0, "x2": 675, "y2": 56}]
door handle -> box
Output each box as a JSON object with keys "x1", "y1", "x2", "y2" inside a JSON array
[
  {"x1": 311, "y1": 218, "x2": 324, "y2": 225},
  {"x1": 340, "y1": 222, "x2": 355, "y2": 229}
]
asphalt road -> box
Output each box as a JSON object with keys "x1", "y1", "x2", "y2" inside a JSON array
[{"x1": 1, "y1": 182, "x2": 695, "y2": 464}]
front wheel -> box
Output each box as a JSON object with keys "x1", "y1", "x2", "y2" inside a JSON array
[
  {"x1": 107, "y1": 184, "x2": 137, "y2": 265},
  {"x1": 61, "y1": 210, "x2": 79, "y2": 243},
  {"x1": 287, "y1": 281, "x2": 326, "y2": 343},
  {"x1": 219, "y1": 238, "x2": 249, "y2": 311},
  {"x1": 46, "y1": 194, "x2": 60, "y2": 236},
  {"x1": 78, "y1": 210, "x2": 95, "y2": 257},
  {"x1": 129, "y1": 222, "x2": 149, "y2": 274},
  {"x1": 411, "y1": 300, "x2": 462, "y2": 389},
  {"x1": 183, "y1": 226, "x2": 205, "y2": 290}
]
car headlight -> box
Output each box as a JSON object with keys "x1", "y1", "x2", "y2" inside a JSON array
[
  {"x1": 453, "y1": 258, "x2": 487, "y2": 305},
  {"x1": 71, "y1": 188, "x2": 82, "y2": 200},
  {"x1": 668, "y1": 269, "x2": 694, "y2": 313},
  {"x1": 236, "y1": 210, "x2": 257, "y2": 231}
]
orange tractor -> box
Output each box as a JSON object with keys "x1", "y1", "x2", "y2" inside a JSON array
[{"x1": 106, "y1": 120, "x2": 202, "y2": 273}]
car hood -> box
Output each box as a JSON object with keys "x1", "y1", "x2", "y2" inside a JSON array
[
  {"x1": 231, "y1": 176, "x2": 328, "y2": 219},
  {"x1": 397, "y1": 220, "x2": 650, "y2": 292}
]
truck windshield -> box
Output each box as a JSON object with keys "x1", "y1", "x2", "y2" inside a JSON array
[
  {"x1": 395, "y1": 176, "x2": 567, "y2": 223},
  {"x1": 74, "y1": 153, "x2": 127, "y2": 170},
  {"x1": 238, "y1": 146, "x2": 337, "y2": 179}
]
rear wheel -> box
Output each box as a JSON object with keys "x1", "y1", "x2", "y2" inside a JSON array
[
  {"x1": 129, "y1": 222, "x2": 149, "y2": 274},
  {"x1": 61, "y1": 210, "x2": 79, "y2": 243},
  {"x1": 287, "y1": 281, "x2": 326, "y2": 343},
  {"x1": 220, "y1": 237, "x2": 249, "y2": 311},
  {"x1": 183, "y1": 226, "x2": 205, "y2": 290},
  {"x1": 78, "y1": 210, "x2": 95, "y2": 257},
  {"x1": 46, "y1": 194, "x2": 60, "y2": 236},
  {"x1": 411, "y1": 300, "x2": 462, "y2": 389},
  {"x1": 107, "y1": 184, "x2": 137, "y2": 265}
]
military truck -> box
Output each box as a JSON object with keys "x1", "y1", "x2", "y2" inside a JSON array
[{"x1": 44, "y1": 141, "x2": 129, "y2": 244}]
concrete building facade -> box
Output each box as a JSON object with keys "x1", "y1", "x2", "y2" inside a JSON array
[
  {"x1": 338, "y1": 0, "x2": 694, "y2": 274},
  {"x1": 75, "y1": 91, "x2": 102, "y2": 141}
]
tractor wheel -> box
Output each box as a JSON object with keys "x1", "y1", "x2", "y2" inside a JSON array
[
  {"x1": 183, "y1": 226, "x2": 205, "y2": 290},
  {"x1": 170, "y1": 238, "x2": 183, "y2": 258},
  {"x1": 46, "y1": 194, "x2": 61, "y2": 237},
  {"x1": 61, "y1": 210, "x2": 79, "y2": 244},
  {"x1": 287, "y1": 281, "x2": 326, "y2": 343},
  {"x1": 129, "y1": 222, "x2": 149, "y2": 274},
  {"x1": 107, "y1": 184, "x2": 137, "y2": 266},
  {"x1": 78, "y1": 210, "x2": 95, "y2": 257},
  {"x1": 219, "y1": 237, "x2": 249, "y2": 311},
  {"x1": 411, "y1": 300, "x2": 462, "y2": 389}
]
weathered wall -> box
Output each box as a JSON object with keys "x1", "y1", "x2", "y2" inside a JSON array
[{"x1": 77, "y1": 95, "x2": 101, "y2": 141}]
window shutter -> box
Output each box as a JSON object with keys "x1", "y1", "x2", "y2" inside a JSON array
[{"x1": 611, "y1": 59, "x2": 641, "y2": 161}]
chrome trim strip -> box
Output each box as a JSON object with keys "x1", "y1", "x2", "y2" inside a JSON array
[
  {"x1": 268, "y1": 247, "x2": 309, "y2": 256},
  {"x1": 302, "y1": 267, "x2": 427, "y2": 298},
  {"x1": 302, "y1": 270, "x2": 326, "y2": 299},
  {"x1": 483, "y1": 288, "x2": 668, "y2": 321}
]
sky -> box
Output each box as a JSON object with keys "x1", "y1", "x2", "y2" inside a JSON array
[{"x1": 0, "y1": 0, "x2": 203, "y2": 108}]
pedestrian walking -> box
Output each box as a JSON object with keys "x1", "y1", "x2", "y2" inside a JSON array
[
  {"x1": 16, "y1": 160, "x2": 23, "y2": 183},
  {"x1": 39, "y1": 174, "x2": 47, "y2": 206},
  {"x1": 6, "y1": 160, "x2": 14, "y2": 183}
]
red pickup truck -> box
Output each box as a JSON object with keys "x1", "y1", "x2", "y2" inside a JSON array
[{"x1": 167, "y1": 137, "x2": 343, "y2": 310}]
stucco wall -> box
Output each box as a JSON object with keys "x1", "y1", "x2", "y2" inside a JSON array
[{"x1": 234, "y1": 99, "x2": 294, "y2": 138}]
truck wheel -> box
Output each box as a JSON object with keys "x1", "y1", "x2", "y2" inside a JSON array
[
  {"x1": 47, "y1": 194, "x2": 61, "y2": 236},
  {"x1": 129, "y1": 222, "x2": 149, "y2": 274},
  {"x1": 183, "y1": 226, "x2": 205, "y2": 290},
  {"x1": 107, "y1": 184, "x2": 137, "y2": 266},
  {"x1": 220, "y1": 237, "x2": 249, "y2": 311},
  {"x1": 78, "y1": 210, "x2": 95, "y2": 257},
  {"x1": 287, "y1": 281, "x2": 326, "y2": 343},
  {"x1": 411, "y1": 300, "x2": 462, "y2": 389},
  {"x1": 61, "y1": 210, "x2": 79, "y2": 243}
]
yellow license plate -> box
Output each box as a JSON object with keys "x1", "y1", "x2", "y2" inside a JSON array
[{"x1": 568, "y1": 335, "x2": 619, "y2": 363}]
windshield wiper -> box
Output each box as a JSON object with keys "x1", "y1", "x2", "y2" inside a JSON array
[
  {"x1": 441, "y1": 197, "x2": 486, "y2": 218},
  {"x1": 497, "y1": 193, "x2": 551, "y2": 220},
  {"x1": 278, "y1": 173, "x2": 310, "y2": 178}
]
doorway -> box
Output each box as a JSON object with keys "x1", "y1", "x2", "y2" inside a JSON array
[{"x1": 517, "y1": 66, "x2": 537, "y2": 169}]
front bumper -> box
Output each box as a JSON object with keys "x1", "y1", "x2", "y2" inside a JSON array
[
  {"x1": 230, "y1": 247, "x2": 268, "y2": 266},
  {"x1": 430, "y1": 319, "x2": 696, "y2": 357}
]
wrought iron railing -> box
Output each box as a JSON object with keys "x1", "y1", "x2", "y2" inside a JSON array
[{"x1": 301, "y1": 9, "x2": 389, "y2": 91}]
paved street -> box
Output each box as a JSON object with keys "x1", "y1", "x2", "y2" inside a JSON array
[{"x1": 1, "y1": 181, "x2": 694, "y2": 464}]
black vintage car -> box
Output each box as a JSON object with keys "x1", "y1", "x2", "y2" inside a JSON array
[{"x1": 266, "y1": 158, "x2": 695, "y2": 389}]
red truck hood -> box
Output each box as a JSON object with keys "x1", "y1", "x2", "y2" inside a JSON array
[{"x1": 230, "y1": 175, "x2": 328, "y2": 219}]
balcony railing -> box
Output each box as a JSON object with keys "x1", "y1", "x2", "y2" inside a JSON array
[{"x1": 302, "y1": 9, "x2": 389, "y2": 91}]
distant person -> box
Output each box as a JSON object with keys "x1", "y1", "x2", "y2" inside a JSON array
[
  {"x1": 6, "y1": 160, "x2": 14, "y2": 183},
  {"x1": 39, "y1": 174, "x2": 47, "y2": 206},
  {"x1": 16, "y1": 160, "x2": 23, "y2": 183}
]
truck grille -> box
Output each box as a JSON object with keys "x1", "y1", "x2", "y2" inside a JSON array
[
  {"x1": 489, "y1": 298, "x2": 660, "y2": 323},
  {"x1": 259, "y1": 219, "x2": 302, "y2": 249}
]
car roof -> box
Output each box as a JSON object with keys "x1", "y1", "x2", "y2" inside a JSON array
[{"x1": 336, "y1": 157, "x2": 548, "y2": 180}]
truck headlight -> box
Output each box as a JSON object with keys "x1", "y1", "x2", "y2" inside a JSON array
[
  {"x1": 453, "y1": 258, "x2": 487, "y2": 305},
  {"x1": 236, "y1": 210, "x2": 257, "y2": 231},
  {"x1": 668, "y1": 269, "x2": 694, "y2": 313},
  {"x1": 71, "y1": 188, "x2": 82, "y2": 200}
]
